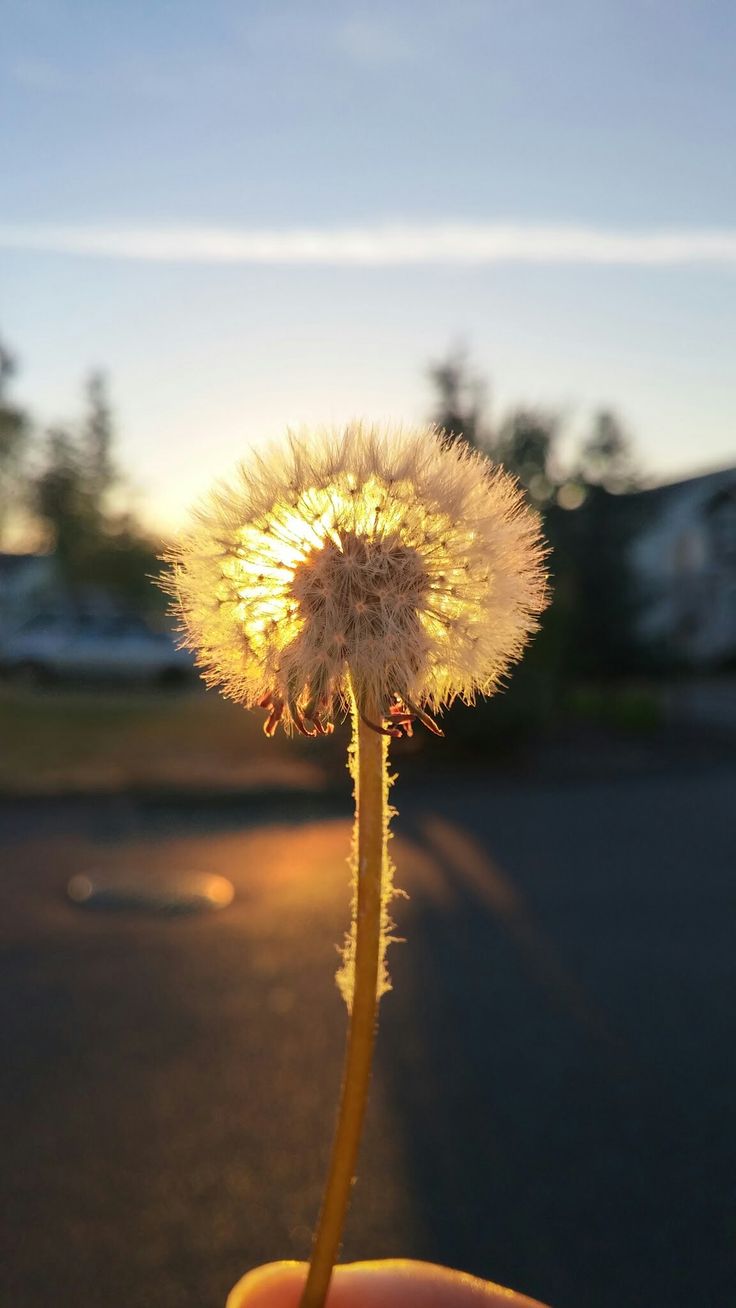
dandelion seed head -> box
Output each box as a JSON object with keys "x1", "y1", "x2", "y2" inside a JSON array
[{"x1": 166, "y1": 423, "x2": 549, "y2": 735}]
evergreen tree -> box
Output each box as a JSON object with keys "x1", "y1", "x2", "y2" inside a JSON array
[
  {"x1": 33, "y1": 374, "x2": 161, "y2": 605},
  {"x1": 494, "y1": 408, "x2": 560, "y2": 504},
  {"x1": 0, "y1": 338, "x2": 30, "y2": 546},
  {"x1": 427, "y1": 348, "x2": 486, "y2": 448},
  {"x1": 577, "y1": 409, "x2": 639, "y2": 492},
  {"x1": 82, "y1": 371, "x2": 115, "y2": 501}
]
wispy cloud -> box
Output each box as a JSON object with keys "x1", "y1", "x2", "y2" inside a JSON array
[{"x1": 2, "y1": 222, "x2": 736, "y2": 266}]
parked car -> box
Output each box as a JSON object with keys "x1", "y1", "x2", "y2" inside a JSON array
[{"x1": 0, "y1": 611, "x2": 193, "y2": 686}]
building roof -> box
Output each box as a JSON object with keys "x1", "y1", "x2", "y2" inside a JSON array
[{"x1": 629, "y1": 465, "x2": 736, "y2": 506}]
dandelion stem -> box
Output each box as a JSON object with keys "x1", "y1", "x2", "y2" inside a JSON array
[{"x1": 299, "y1": 691, "x2": 388, "y2": 1308}]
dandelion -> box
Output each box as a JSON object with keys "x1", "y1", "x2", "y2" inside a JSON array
[{"x1": 166, "y1": 423, "x2": 548, "y2": 1308}]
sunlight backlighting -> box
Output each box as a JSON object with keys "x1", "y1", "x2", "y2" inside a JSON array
[{"x1": 219, "y1": 475, "x2": 462, "y2": 666}]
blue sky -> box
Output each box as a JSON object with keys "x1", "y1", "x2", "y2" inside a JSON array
[{"x1": 2, "y1": 0, "x2": 735, "y2": 529}]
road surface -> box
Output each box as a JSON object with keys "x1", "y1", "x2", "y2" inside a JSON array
[{"x1": 1, "y1": 764, "x2": 734, "y2": 1307}]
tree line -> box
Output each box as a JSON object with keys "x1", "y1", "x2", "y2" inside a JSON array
[
  {"x1": 428, "y1": 349, "x2": 647, "y2": 730},
  {"x1": 1, "y1": 333, "x2": 645, "y2": 690},
  {"x1": 0, "y1": 336, "x2": 159, "y2": 606},
  {"x1": 428, "y1": 346, "x2": 639, "y2": 498}
]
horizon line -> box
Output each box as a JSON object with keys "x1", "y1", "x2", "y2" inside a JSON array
[{"x1": 3, "y1": 221, "x2": 736, "y2": 266}]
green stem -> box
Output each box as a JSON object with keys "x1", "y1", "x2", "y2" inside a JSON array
[{"x1": 299, "y1": 694, "x2": 388, "y2": 1308}]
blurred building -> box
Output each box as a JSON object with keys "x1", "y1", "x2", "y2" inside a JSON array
[{"x1": 628, "y1": 467, "x2": 736, "y2": 667}]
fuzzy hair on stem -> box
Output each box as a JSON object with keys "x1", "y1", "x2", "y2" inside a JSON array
[
  {"x1": 298, "y1": 688, "x2": 389, "y2": 1308},
  {"x1": 336, "y1": 685, "x2": 397, "y2": 1008}
]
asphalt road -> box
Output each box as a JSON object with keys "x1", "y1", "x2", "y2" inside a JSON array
[{"x1": 1, "y1": 763, "x2": 734, "y2": 1308}]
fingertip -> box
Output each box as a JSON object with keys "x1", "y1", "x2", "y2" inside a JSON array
[
  {"x1": 226, "y1": 1261, "x2": 308, "y2": 1308},
  {"x1": 226, "y1": 1258, "x2": 549, "y2": 1308}
]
